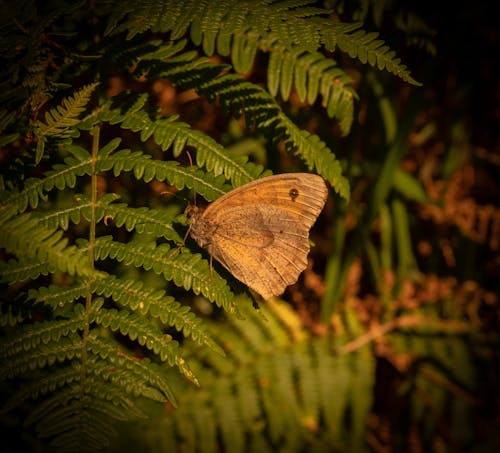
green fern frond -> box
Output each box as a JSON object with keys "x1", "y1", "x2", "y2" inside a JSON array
[
  {"x1": 88, "y1": 358, "x2": 166, "y2": 404},
  {"x1": 88, "y1": 334, "x2": 178, "y2": 402},
  {"x1": 36, "y1": 193, "x2": 184, "y2": 243},
  {"x1": 37, "y1": 83, "x2": 98, "y2": 138},
  {"x1": 146, "y1": 58, "x2": 350, "y2": 198},
  {"x1": 1, "y1": 143, "x2": 96, "y2": 213},
  {"x1": 0, "y1": 212, "x2": 98, "y2": 277},
  {"x1": 84, "y1": 377, "x2": 149, "y2": 418},
  {"x1": 2, "y1": 327, "x2": 177, "y2": 417},
  {"x1": 110, "y1": 0, "x2": 418, "y2": 96},
  {"x1": 34, "y1": 82, "x2": 99, "y2": 164},
  {"x1": 1, "y1": 363, "x2": 82, "y2": 414},
  {"x1": 22, "y1": 276, "x2": 221, "y2": 354},
  {"x1": 0, "y1": 333, "x2": 82, "y2": 381},
  {"x1": 281, "y1": 118, "x2": 350, "y2": 200},
  {"x1": 92, "y1": 275, "x2": 224, "y2": 354},
  {"x1": 13, "y1": 130, "x2": 228, "y2": 203},
  {"x1": 313, "y1": 337, "x2": 350, "y2": 440},
  {"x1": 0, "y1": 257, "x2": 55, "y2": 285},
  {"x1": 92, "y1": 236, "x2": 236, "y2": 310},
  {"x1": 101, "y1": 90, "x2": 265, "y2": 187},
  {"x1": 117, "y1": 299, "x2": 375, "y2": 451},
  {"x1": 92, "y1": 307, "x2": 195, "y2": 379},
  {"x1": 26, "y1": 283, "x2": 87, "y2": 310},
  {"x1": 26, "y1": 390, "x2": 117, "y2": 451},
  {"x1": 326, "y1": 25, "x2": 421, "y2": 86},
  {"x1": 0, "y1": 307, "x2": 85, "y2": 359},
  {"x1": 350, "y1": 347, "x2": 375, "y2": 450},
  {"x1": 98, "y1": 148, "x2": 229, "y2": 202},
  {"x1": 108, "y1": 0, "x2": 327, "y2": 51},
  {"x1": 267, "y1": 44, "x2": 356, "y2": 135}
]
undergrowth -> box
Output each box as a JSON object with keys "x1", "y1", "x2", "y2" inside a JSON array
[{"x1": 0, "y1": 1, "x2": 497, "y2": 452}]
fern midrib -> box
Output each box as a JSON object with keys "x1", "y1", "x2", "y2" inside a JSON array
[{"x1": 80, "y1": 125, "x2": 100, "y2": 402}]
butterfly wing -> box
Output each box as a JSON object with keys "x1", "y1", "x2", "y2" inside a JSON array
[
  {"x1": 203, "y1": 173, "x2": 327, "y2": 232},
  {"x1": 205, "y1": 206, "x2": 311, "y2": 299},
  {"x1": 197, "y1": 174, "x2": 328, "y2": 299}
]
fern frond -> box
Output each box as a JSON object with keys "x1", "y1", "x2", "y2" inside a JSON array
[
  {"x1": 37, "y1": 193, "x2": 184, "y2": 243},
  {"x1": 84, "y1": 378, "x2": 149, "y2": 419},
  {"x1": 281, "y1": 119, "x2": 350, "y2": 200},
  {"x1": 4, "y1": 363, "x2": 153, "y2": 431},
  {"x1": 89, "y1": 358, "x2": 166, "y2": 404},
  {"x1": 1, "y1": 143, "x2": 95, "y2": 213},
  {"x1": 0, "y1": 306, "x2": 85, "y2": 359},
  {"x1": 213, "y1": 378, "x2": 246, "y2": 452},
  {"x1": 110, "y1": 0, "x2": 418, "y2": 97},
  {"x1": 10, "y1": 132, "x2": 229, "y2": 203},
  {"x1": 92, "y1": 275, "x2": 223, "y2": 354},
  {"x1": 108, "y1": 0, "x2": 326, "y2": 51},
  {"x1": 267, "y1": 44, "x2": 356, "y2": 135},
  {"x1": 98, "y1": 148, "x2": 229, "y2": 202},
  {"x1": 1, "y1": 363, "x2": 82, "y2": 414},
  {"x1": 101, "y1": 94, "x2": 265, "y2": 187},
  {"x1": 93, "y1": 306, "x2": 197, "y2": 381},
  {"x1": 16, "y1": 370, "x2": 151, "y2": 444},
  {"x1": 294, "y1": 342, "x2": 321, "y2": 418},
  {"x1": 25, "y1": 283, "x2": 87, "y2": 310},
  {"x1": 88, "y1": 334, "x2": 178, "y2": 402},
  {"x1": 323, "y1": 24, "x2": 421, "y2": 86},
  {"x1": 126, "y1": 299, "x2": 374, "y2": 451},
  {"x1": 37, "y1": 83, "x2": 98, "y2": 138},
  {"x1": 0, "y1": 333, "x2": 82, "y2": 381},
  {"x1": 34, "y1": 83, "x2": 98, "y2": 164},
  {"x1": 0, "y1": 212, "x2": 98, "y2": 277},
  {"x1": 313, "y1": 337, "x2": 350, "y2": 441},
  {"x1": 24, "y1": 275, "x2": 222, "y2": 354},
  {"x1": 349, "y1": 346, "x2": 375, "y2": 450},
  {"x1": 93, "y1": 236, "x2": 236, "y2": 311},
  {"x1": 146, "y1": 58, "x2": 351, "y2": 199},
  {"x1": 27, "y1": 395, "x2": 116, "y2": 451},
  {"x1": 0, "y1": 257, "x2": 55, "y2": 284}
]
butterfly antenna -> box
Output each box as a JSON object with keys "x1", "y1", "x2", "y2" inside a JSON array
[{"x1": 186, "y1": 150, "x2": 197, "y2": 207}]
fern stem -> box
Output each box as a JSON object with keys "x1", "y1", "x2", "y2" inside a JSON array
[{"x1": 80, "y1": 125, "x2": 100, "y2": 388}]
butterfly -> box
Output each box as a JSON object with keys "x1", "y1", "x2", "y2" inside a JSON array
[{"x1": 185, "y1": 173, "x2": 328, "y2": 300}]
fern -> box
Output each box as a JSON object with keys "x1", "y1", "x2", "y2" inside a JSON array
[
  {"x1": 109, "y1": 0, "x2": 415, "y2": 90},
  {"x1": 92, "y1": 236, "x2": 236, "y2": 311},
  {"x1": 109, "y1": 299, "x2": 376, "y2": 451},
  {"x1": 140, "y1": 55, "x2": 350, "y2": 198},
  {"x1": 37, "y1": 83, "x2": 98, "y2": 138},
  {"x1": 266, "y1": 43, "x2": 357, "y2": 135},
  {"x1": 36, "y1": 193, "x2": 184, "y2": 243},
  {"x1": 0, "y1": 0, "x2": 425, "y2": 450},
  {"x1": 0, "y1": 211, "x2": 98, "y2": 278},
  {"x1": 98, "y1": 98, "x2": 265, "y2": 187},
  {"x1": 0, "y1": 258, "x2": 56, "y2": 287}
]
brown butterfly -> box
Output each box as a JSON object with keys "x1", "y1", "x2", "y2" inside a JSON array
[{"x1": 185, "y1": 173, "x2": 328, "y2": 300}]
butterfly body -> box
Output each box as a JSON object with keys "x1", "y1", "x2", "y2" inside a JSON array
[{"x1": 186, "y1": 173, "x2": 328, "y2": 300}]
